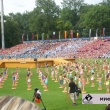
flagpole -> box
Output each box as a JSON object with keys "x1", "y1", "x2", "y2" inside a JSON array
[{"x1": 1, "y1": 0, "x2": 5, "y2": 49}]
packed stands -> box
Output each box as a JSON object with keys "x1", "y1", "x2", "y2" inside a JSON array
[
  {"x1": 0, "y1": 38, "x2": 110, "y2": 59},
  {"x1": 75, "y1": 39, "x2": 110, "y2": 58}
]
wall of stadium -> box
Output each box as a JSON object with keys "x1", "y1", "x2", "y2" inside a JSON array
[{"x1": 0, "y1": 58, "x2": 75, "y2": 68}]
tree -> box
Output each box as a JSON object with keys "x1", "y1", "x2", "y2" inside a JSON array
[
  {"x1": 78, "y1": 4, "x2": 110, "y2": 37},
  {"x1": 29, "y1": 0, "x2": 60, "y2": 39},
  {"x1": 9, "y1": 12, "x2": 30, "y2": 35},
  {"x1": 103, "y1": 0, "x2": 110, "y2": 5},
  {"x1": 61, "y1": 0, "x2": 84, "y2": 13},
  {"x1": 3, "y1": 16, "x2": 21, "y2": 47},
  {"x1": 60, "y1": 0, "x2": 84, "y2": 34}
]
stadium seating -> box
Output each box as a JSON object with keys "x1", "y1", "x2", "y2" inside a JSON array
[{"x1": 0, "y1": 38, "x2": 110, "y2": 59}]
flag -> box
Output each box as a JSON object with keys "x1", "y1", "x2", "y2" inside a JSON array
[
  {"x1": 70, "y1": 30, "x2": 73, "y2": 38},
  {"x1": 32, "y1": 33, "x2": 34, "y2": 40},
  {"x1": 96, "y1": 29, "x2": 98, "y2": 37},
  {"x1": 42, "y1": 33, "x2": 44, "y2": 40},
  {"x1": 22, "y1": 34, "x2": 24, "y2": 43},
  {"x1": 47, "y1": 35, "x2": 49, "y2": 40},
  {"x1": 37, "y1": 34, "x2": 38, "y2": 40},
  {"x1": 102, "y1": 28, "x2": 105, "y2": 37},
  {"x1": 76, "y1": 32, "x2": 79, "y2": 38},
  {"x1": 53, "y1": 32, "x2": 55, "y2": 39},
  {"x1": 64, "y1": 31, "x2": 67, "y2": 39},
  {"x1": 89, "y1": 29, "x2": 91, "y2": 38},
  {"x1": 27, "y1": 34, "x2": 29, "y2": 41},
  {"x1": 59, "y1": 31, "x2": 61, "y2": 40}
]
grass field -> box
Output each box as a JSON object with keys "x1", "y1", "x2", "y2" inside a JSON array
[{"x1": 0, "y1": 59, "x2": 109, "y2": 110}]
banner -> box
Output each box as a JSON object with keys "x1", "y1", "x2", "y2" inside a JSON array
[
  {"x1": 96, "y1": 29, "x2": 98, "y2": 37},
  {"x1": 36, "y1": 34, "x2": 38, "y2": 40},
  {"x1": 70, "y1": 30, "x2": 73, "y2": 38},
  {"x1": 42, "y1": 33, "x2": 44, "y2": 40},
  {"x1": 102, "y1": 28, "x2": 105, "y2": 37},
  {"x1": 89, "y1": 29, "x2": 91, "y2": 38},
  {"x1": 64, "y1": 31, "x2": 67, "y2": 39},
  {"x1": 53, "y1": 32, "x2": 55, "y2": 39},
  {"x1": 76, "y1": 32, "x2": 79, "y2": 38},
  {"x1": 53, "y1": 32, "x2": 55, "y2": 35},
  {"x1": 22, "y1": 34, "x2": 24, "y2": 42},
  {"x1": 32, "y1": 33, "x2": 34, "y2": 40},
  {"x1": 82, "y1": 94, "x2": 110, "y2": 104}
]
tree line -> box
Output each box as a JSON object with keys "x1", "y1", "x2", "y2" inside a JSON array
[{"x1": 0, "y1": 0, "x2": 110, "y2": 48}]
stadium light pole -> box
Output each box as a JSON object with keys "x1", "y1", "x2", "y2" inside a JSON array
[{"x1": 1, "y1": 0, "x2": 5, "y2": 49}]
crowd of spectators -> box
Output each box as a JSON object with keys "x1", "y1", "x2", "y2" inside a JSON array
[
  {"x1": 0, "y1": 38, "x2": 110, "y2": 59},
  {"x1": 75, "y1": 39, "x2": 110, "y2": 58}
]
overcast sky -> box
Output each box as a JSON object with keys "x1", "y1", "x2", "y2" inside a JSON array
[{"x1": 0, "y1": 0, "x2": 103, "y2": 15}]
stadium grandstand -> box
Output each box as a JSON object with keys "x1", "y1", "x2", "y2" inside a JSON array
[{"x1": 0, "y1": 37, "x2": 110, "y2": 59}]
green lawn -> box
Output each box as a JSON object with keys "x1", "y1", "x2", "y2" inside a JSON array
[{"x1": 0, "y1": 63, "x2": 107, "y2": 110}]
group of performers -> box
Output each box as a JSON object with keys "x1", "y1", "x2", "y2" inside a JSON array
[{"x1": 0, "y1": 58, "x2": 110, "y2": 95}]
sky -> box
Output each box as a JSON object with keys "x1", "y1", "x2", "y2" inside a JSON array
[{"x1": 0, "y1": 0, "x2": 103, "y2": 15}]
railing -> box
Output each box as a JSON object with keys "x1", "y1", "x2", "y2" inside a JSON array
[{"x1": 23, "y1": 36, "x2": 110, "y2": 43}]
